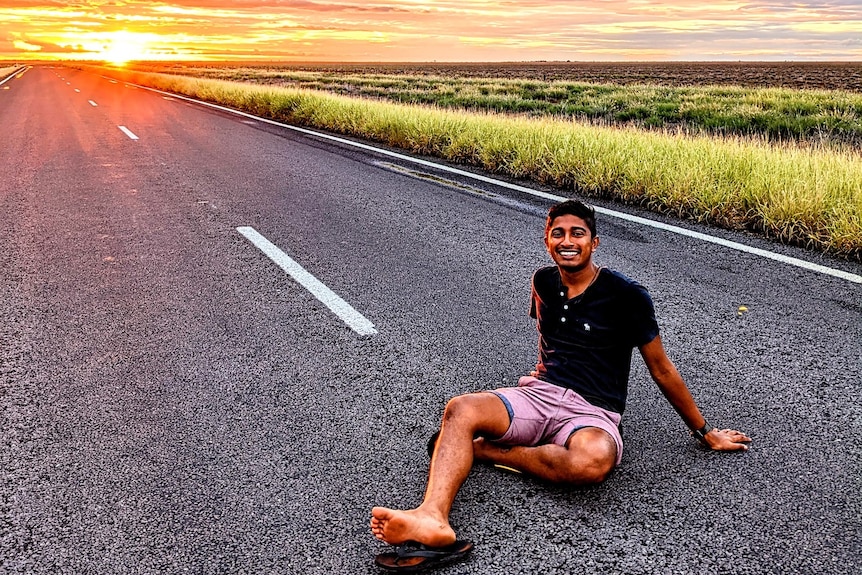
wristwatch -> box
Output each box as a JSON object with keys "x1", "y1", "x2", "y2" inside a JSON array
[{"x1": 690, "y1": 421, "x2": 714, "y2": 445}]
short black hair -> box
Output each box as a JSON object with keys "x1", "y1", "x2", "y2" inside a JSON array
[{"x1": 546, "y1": 200, "x2": 597, "y2": 238}]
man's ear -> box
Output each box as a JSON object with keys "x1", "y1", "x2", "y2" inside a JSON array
[{"x1": 593, "y1": 235, "x2": 600, "y2": 249}]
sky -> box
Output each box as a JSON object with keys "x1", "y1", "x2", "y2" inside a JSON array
[{"x1": 2, "y1": 1, "x2": 861, "y2": 63}]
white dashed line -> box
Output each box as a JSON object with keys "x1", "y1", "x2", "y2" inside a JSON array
[
  {"x1": 118, "y1": 126, "x2": 138, "y2": 140},
  {"x1": 237, "y1": 226, "x2": 377, "y2": 336},
  {"x1": 119, "y1": 79, "x2": 862, "y2": 284}
]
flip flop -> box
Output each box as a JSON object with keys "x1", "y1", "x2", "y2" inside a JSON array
[{"x1": 374, "y1": 540, "x2": 474, "y2": 572}]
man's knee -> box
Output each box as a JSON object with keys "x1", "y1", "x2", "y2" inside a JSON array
[
  {"x1": 561, "y1": 428, "x2": 618, "y2": 484},
  {"x1": 441, "y1": 393, "x2": 508, "y2": 437},
  {"x1": 559, "y1": 452, "x2": 615, "y2": 485},
  {"x1": 442, "y1": 393, "x2": 483, "y2": 424},
  {"x1": 576, "y1": 453, "x2": 616, "y2": 484}
]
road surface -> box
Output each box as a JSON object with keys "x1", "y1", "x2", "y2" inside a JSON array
[{"x1": 1, "y1": 65, "x2": 860, "y2": 574}]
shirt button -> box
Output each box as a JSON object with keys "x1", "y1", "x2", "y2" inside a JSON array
[
  {"x1": 563, "y1": 305, "x2": 569, "y2": 310},
  {"x1": 560, "y1": 292, "x2": 565, "y2": 297},
  {"x1": 561, "y1": 317, "x2": 567, "y2": 322}
]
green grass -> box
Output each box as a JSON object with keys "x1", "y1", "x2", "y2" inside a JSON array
[
  {"x1": 78, "y1": 64, "x2": 862, "y2": 261},
  {"x1": 130, "y1": 63, "x2": 862, "y2": 148}
]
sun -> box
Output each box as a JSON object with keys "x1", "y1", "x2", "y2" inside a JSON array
[{"x1": 99, "y1": 31, "x2": 151, "y2": 66}]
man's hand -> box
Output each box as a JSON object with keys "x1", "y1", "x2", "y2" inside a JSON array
[{"x1": 704, "y1": 428, "x2": 752, "y2": 451}]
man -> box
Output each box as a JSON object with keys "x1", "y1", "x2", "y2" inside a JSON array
[{"x1": 370, "y1": 199, "x2": 751, "y2": 571}]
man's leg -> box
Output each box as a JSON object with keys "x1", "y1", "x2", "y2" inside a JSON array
[
  {"x1": 474, "y1": 426, "x2": 618, "y2": 485},
  {"x1": 370, "y1": 392, "x2": 511, "y2": 547}
]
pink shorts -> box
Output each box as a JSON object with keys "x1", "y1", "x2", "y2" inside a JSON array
[{"x1": 489, "y1": 376, "x2": 623, "y2": 465}]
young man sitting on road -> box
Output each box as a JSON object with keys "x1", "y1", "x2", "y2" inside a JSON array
[{"x1": 370, "y1": 199, "x2": 751, "y2": 571}]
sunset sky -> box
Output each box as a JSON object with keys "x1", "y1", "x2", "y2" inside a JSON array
[{"x1": 2, "y1": 1, "x2": 861, "y2": 63}]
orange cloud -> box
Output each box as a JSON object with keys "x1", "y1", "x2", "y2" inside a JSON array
[{"x1": 1, "y1": 1, "x2": 860, "y2": 62}]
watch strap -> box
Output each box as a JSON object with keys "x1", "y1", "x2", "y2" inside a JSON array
[{"x1": 690, "y1": 421, "x2": 713, "y2": 445}]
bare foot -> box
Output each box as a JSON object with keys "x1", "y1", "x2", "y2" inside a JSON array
[{"x1": 370, "y1": 507, "x2": 457, "y2": 547}]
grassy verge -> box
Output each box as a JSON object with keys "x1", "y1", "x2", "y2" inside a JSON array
[
  {"x1": 81, "y1": 65, "x2": 862, "y2": 261},
  {"x1": 132, "y1": 63, "x2": 862, "y2": 148},
  {"x1": 0, "y1": 65, "x2": 22, "y2": 78}
]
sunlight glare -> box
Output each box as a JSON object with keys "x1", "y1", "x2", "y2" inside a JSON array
[{"x1": 100, "y1": 31, "x2": 151, "y2": 65}]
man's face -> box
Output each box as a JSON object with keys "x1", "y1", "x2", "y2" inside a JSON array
[{"x1": 545, "y1": 213, "x2": 599, "y2": 272}]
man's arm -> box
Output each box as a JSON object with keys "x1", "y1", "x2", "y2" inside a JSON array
[{"x1": 638, "y1": 335, "x2": 751, "y2": 451}]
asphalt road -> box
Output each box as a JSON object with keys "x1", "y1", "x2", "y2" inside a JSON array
[{"x1": 1, "y1": 65, "x2": 860, "y2": 575}]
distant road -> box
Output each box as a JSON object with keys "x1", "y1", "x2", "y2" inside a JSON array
[{"x1": 2, "y1": 65, "x2": 860, "y2": 575}]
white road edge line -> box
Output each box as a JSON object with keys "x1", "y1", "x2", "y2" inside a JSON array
[
  {"x1": 590, "y1": 207, "x2": 862, "y2": 284},
  {"x1": 237, "y1": 226, "x2": 378, "y2": 336},
  {"x1": 0, "y1": 69, "x2": 21, "y2": 86},
  {"x1": 123, "y1": 79, "x2": 861, "y2": 285},
  {"x1": 118, "y1": 125, "x2": 138, "y2": 140}
]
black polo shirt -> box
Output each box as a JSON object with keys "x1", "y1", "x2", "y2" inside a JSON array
[{"x1": 529, "y1": 266, "x2": 659, "y2": 414}]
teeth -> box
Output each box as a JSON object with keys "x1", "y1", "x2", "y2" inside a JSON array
[{"x1": 560, "y1": 251, "x2": 578, "y2": 256}]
